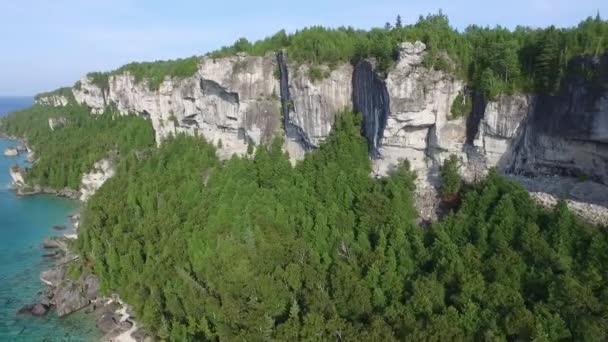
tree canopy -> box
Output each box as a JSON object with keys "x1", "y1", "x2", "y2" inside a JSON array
[
  {"x1": 0, "y1": 105, "x2": 155, "y2": 189},
  {"x1": 68, "y1": 112, "x2": 608, "y2": 340}
]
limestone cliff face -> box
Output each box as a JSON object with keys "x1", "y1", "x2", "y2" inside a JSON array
[
  {"x1": 35, "y1": 95, "x2": 70, "y2": 107},
  {"x1": 74, "y1": 53, "x2": 282, "y2": 158},
  {"x1": 355, "y1": 42, "x2": 465, "y2": 184},
  {"x1": 469, "y1": 55, "x2": 608, "y2": 186},
  {"x1": 39, "y1": 42, "x2": 608, "y2": 216},
  {"x1": 80, "y1": 159, "x2": 115, "y2": 202},
  {"x1": 279, "y1": 52, "x2": 353, "y2": 160}
]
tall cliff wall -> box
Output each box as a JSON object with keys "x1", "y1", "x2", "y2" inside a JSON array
[{"x1": 36, "y1": 42, "x2": 608, "y2": 216}]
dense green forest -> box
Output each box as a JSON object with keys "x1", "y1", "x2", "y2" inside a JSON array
[
  {"x1": 211, "y1": 12, "x2": 608, "y2": 96},
  {"x1": 80, "y1": 13, "x2": 608, "y2": 99},
  {"x1": 0, "y1": 105, "x2": 155, "y2": 189},
  {"x1": 74, "y1": 112, "x2": 608, "y2": 340}
]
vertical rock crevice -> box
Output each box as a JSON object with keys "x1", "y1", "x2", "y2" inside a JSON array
[
  {"x1": 352, "y1": 60, "x2": 390, "y2": 156},
  {"x1": 277, "y1": 50, "x2": 291, "y2": 131}
]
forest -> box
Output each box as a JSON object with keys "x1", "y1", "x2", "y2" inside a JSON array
[
  {"x1": 0, "y1": 105, "x2": 155, "y2": 189},
  {"x1": 80, "y1": 13, "x2": 608, "y2": 100},
  {"x1": 211, "y1": 12, "x2": 608, "y2": 97},
  {"x1": 70, "y1": 112, "x2": 608, "y2": 341},
  {"x1": 2, "y1": 12, "x2": 608, "y2": 341}
]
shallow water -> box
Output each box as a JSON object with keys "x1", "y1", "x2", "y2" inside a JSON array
[{"x1": 0, "y1": 98, "x2": 101, "y2": 340}]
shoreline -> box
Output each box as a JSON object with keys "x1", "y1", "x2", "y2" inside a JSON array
[{"x1": 1, "y1": 136, "x2": 145, "y2": 341}]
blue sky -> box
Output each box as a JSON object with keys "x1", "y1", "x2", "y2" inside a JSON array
[{"x1": 1, "y1": 0, "x2": 606, "y2": 96}]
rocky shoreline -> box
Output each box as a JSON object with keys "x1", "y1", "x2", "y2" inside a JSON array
[
  {"x1": 17, "y1": 220, "x2": 149, "y2": 341},
  {"x1": 2, "y1": 136, "x2": 147, "y2": 341}
]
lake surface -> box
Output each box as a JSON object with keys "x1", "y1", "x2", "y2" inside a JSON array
[{"x1": 0, "y1": 98, "x2": 100, "y2": 341}]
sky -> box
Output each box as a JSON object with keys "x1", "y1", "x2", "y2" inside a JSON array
[{"x1": 0, "y1": 0, "x2": 606, "y2": 96}]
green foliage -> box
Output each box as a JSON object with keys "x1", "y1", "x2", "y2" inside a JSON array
[
  {"x1": 439, "y1": 154, "x2": 463, "y2": 201},
  {"x1": 71, "y1": 109, "x2": 608, "y2": 340},
  {"x1": 450, "y1": 92, "x2": 472, "y2": 119},
  {"x1": 209, "y1": 12, "x2": 608, "y2": 95},
  {"x1": 0, "y1": 105, "x2": 155, "y2": 189},
  {"x1": 66, "y1": 261, "x2": 83, "y2": 281},
  {"x1": 87, "y1": 72, "x2": 110, "y2": 91},
  {"x1": 307, "y1": 65, "x2": 329, "y2": 82},
  {"x1": 88, "y1": 56, "x2": 200, "y2": 91}
]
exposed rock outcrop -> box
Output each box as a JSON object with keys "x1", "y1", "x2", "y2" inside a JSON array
[
  {"x1": 283, "y1": 58, "x2": 353, "y2": 160},
  {"x1": 80, "y1": 158, "x2": 115, "y2": 202},
  {"x1": 9, "y1": 166, "x2": 25, "y2": 185},
  {"x1": 49, "y1": 117, "x2": 68, "y2": 131},
  {"x1": 4, "y1": 147, "x2": 18, "y2": 156},
  {"x1": 36, "y1": 95, "x2": 70, "y2": 107},
  {"x1": 74, "y1": 53, "x2": 282, "y2": 159}
]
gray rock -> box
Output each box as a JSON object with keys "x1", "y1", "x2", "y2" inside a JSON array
[
  {"x1": 41, "y1": 266, "x2": 65, "y2": 286},
  {"x1": 48, "y1": 117, "x2": 68, "y2": 130},
  {"x1": 83, "y1": 274, "x2": 100, "y2": 300},
  {"x1": 30, "y1": 303, "x2": 48, "y2": 316},
  {"x1": 119, "y1": 320, "x2": 133, "y2": 331},
  {"x1": 42, "y1": 238, "x2": 60, "y2": 249},
  {"x1": 17, "y1": 304, "x2": 34, "y2": 315},
  {"x1": 38, "y1": 293, "x2": 52, "y2": 307},
  {"x1": 52, "y1": 225, "x2": 67, "y2": 231},
  {"x1": 97, "y1": 312, "x2": 121, "y2": 333},
  {"x1": 53, "y1": 282, "x2": 90, "y2": 317}
]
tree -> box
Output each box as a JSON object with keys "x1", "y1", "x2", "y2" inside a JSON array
[
  {"x1": 439, "y1": 154, "x2": 462, "y2": 203},
  {"x1": 395, "y1": 15, "x2": 403, "y2": 29}
]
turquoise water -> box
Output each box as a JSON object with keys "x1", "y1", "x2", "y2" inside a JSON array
[{"x1": 0, "y1": 99, "x2": 101, "y2": 340}]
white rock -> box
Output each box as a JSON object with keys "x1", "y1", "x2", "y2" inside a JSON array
[{"x1": 79, "y1": 159, "x2": 115, "y2": 202}]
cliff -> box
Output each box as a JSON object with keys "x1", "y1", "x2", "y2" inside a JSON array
[{"x1": 35, "y1": 42, "x2": 608, "y2": 220}]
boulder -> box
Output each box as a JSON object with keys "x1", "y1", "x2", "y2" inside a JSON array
[
  {"x1": 97, "y1": 312, "x2": 121, "y2": 333},
  {"x1": 52, "y1": 225, "x2": 67, "y2": 231},
  {"x1": 17, "y1": 304, "x2": 34, "y2": 315},
  {"x1": 3, "y1": 147, "x2": 18, "y2": 156},
  {"x1": 30, "y1": 303, "x2": 48, "y2": 316},
  {"x1": 41, "y1": 266, "x2": 65, "y2": 286},
  {"x1": 83, "y1": 274, "x2": 100, "y2": 300},
  {"x1": 16, "y1": 303, "x2": 49, "y2": 317},
  {"x1": 53, "y1": 281, "x2": 90, "y2": 317},
  {"x1": 42, "y1": 238, "x2": 61, "y2": 249}
]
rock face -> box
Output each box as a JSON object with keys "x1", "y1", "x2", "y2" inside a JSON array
[
  {"x1": 36, "y1": 95, "x2": 69, "y2": 107},
  {"x1": 38, "y1": 43, "x2": 608, "y2": 221},
  {"x1": 9, "y1": 166, "x2": 25, "y2": 185},
  {"x1": 80, "y1": 158, "x2": 115, "y2": 202},
  {"x1": 281, "y1": 55, "x2": 353, "y2": 160},
  {"x1": 74, "y1": 53, "x2": 282, "y2": 159},
  {"x1": 49, "y1": 117, "x2": 68, "y2": 131}
]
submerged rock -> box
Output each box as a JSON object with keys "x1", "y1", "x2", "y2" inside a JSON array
[
  {"x1": 3, "y1": 147, "x2": 18, "y2": 156},
  {"x1": 30, "y1": 303, "x2": 49, "y2": 316},
  {"x1": 16, "y1": 303, "x2": 49, "y2": 317}
]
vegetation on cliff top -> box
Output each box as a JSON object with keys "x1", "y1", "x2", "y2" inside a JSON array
[
  {"x1": 0, "y1": 105, "x2": 155, "y2": 189},
  {"x1": 34, "y1": 87, "x2": 75, "y2": 103},
  {"x1": 73, "y1": 111, "x2": 608, "y2": 340},
  {"x1": 211, "y1": 12, "x2": 608, "y2": 97},
  {"x1": 87, "y1": 56, "x2": 200, "y2": 91},
  {"x1": 77, "y1": 13, "x2": 607, "y2": 100}
]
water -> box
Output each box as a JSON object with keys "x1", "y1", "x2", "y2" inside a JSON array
[{"x1": 0, "y1": 98, "x2": 100, "y2": 341}]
